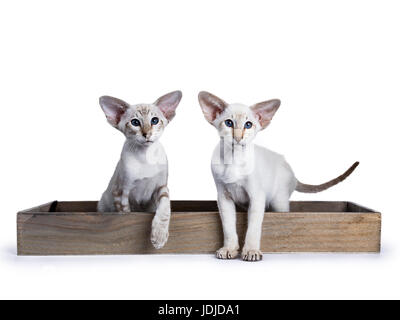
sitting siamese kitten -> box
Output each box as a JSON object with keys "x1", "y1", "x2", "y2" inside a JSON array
[
  {"x1": 98, "y1": 91, "x2": 182, "y2": 249},
  {"x1": 198, "y1": 91, "x2": 359, "y2": 262}
]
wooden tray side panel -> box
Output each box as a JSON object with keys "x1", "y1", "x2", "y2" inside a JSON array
[
  {"x1": 262, "y1": 213, "x2": 381, "y2": 253},
  {"x1": 18, "y1": 212, "x2": 225, "y2": 255},
  {"x1": 17, "y1": 210, "x2": 381, "y2": 255}
]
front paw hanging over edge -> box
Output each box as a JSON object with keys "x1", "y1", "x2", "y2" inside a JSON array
[{"x1": 151, "y1": 216, "x2": 169, "y2": 249}]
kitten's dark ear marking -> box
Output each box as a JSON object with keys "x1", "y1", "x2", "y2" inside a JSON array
[
  {"x1": 99, "y1": 96, "x2": 129, "y2": 127},
  {"x1": 154, "y1": 90, "x2": 182, "y2": 121},
  {"x1": 250, "y1": 99, "x2": 280, "y2": 129},
  {"x1": 198, "y1": 91, "x2": 228, "y2": 123}
]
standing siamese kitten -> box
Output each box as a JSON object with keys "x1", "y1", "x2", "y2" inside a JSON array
[
  {"x1": 198, "y1": 91, "x2": 359, "y2": 262},
  {"x1": 98, "y1": 91, "x2": 182, "y2": 249}
]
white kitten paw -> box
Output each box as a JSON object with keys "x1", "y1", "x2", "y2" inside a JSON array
[
  {"x1": 121, "y1": 204, "x2": 130, "y2": 213},
  {"x1": 114, "y1": 201, "x2": 130, "y2": 213},
  {"x1": 216, "y1": 247, "x2": 239, "y2": 259},
  {"x1": 151, "y1": 218, "x2": 169, "y2": 249},
  {"x1": 241, "y1": 248, "x2": 263, "y2": 262}
]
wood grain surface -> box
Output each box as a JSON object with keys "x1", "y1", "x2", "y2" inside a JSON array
[{"x1": 17, "y1": 201, "x2": 381, "y2": 255}]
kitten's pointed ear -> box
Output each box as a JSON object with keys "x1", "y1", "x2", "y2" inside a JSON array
[
  {"x1": 154, "y1": 90, "x2": 182, "y2": 121},
  {"x1": 198, "y1": 91, "x2": 228, "y2": 123},
  {"x1": 99, "y1": 96, "x2": 129, "y2": 127},
  {"x1": 251, "y1": 99, "x2": 281, "y2": 129}
]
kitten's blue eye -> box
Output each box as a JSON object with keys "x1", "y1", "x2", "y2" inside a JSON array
[
  {"x1": 131, "y1": 119, "x2": 140, "y2": 127},
  {"x1": 244, "y1": 121, "x2": 253, "y2": 129},
  {"x1": 151, "y1": 117, "x2": 159, "y2": 125},
  {"x1": 225, "y1": 119, "x2": 234, "y2": 128}
]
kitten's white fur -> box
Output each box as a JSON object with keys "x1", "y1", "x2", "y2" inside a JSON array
[
  {"x1": 198, "y1": 91, "x2": 358, "y2": 261},
  {"x1": 97, "y1": 91, "x2": 182, "y2": 249}
]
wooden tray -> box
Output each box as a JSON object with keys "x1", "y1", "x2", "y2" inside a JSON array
[{"x1": 17, "y1": 201, "x2": 381, "y2": 255}]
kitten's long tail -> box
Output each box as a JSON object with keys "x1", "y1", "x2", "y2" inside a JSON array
[{"x1": 295, "y1": 161, "x2": 359, "y2": 193}]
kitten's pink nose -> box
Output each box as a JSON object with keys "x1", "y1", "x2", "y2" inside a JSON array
[
  {"x1": 143, "y1": 130, "x2": 151, "y2": 139},
  {"x1": 142, "y1": 124, "x2": 152, "y2": 139},
  {"x1": 233, "y1": 129, "x2": 243, "y2": 143}
]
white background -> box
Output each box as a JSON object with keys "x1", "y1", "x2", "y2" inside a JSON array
[{"x1": 1, "y1": 0, "x2": 399, "y2": 299}]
